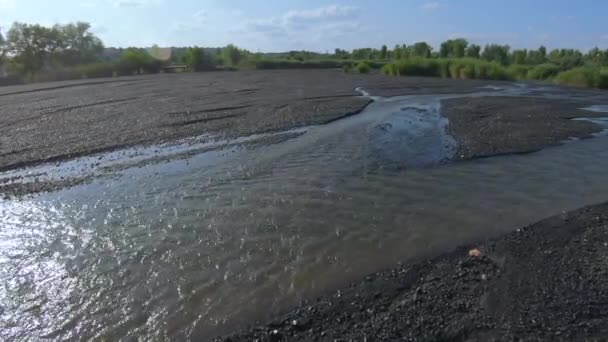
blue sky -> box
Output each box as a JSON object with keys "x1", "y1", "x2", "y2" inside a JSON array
[{"x1": 1, "y1": 0, "x2": 607, "y2": 52}]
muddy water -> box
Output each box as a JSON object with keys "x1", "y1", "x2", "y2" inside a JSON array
[{"x1": 2, "y1": 89, "x2": 608, "y2": 340}]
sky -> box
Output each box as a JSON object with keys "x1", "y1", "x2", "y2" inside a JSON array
[{"x1": 1, "y1": 0, "x2": 608, "y2": 52}]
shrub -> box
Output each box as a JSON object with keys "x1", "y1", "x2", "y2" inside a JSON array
[
  {"x1": 389, "y1": 58, "x2": 442, "y2": 77},
  {"x1": 554, "y1": 67, "x2": 596, "y2": 87},
  {"x1": 356, "y1": 61, "x2": 371, "y2": 74},
  {"x1": 507, "y1": 65, "x2": 529, "y2": 80},
  {"x1": 381, "y1": 63, "x2": 398, "y2": 76},
  {"x1": 597, "y1": 69, "x2": 608, "y2": 89},
  {"x1": 484, "y1": 62, "x2": 511, "y2": 80},
  {"x1": 527, "y1": 63, "x2": 560, "y2": 80}
]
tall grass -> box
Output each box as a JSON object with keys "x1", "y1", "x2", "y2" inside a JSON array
[
  {"x1": 526, "y1": 63, "x2": 560, "y2": 80},
  {"x1": 555, "y1": 66, "x2": 608, "y2": 89},
  {"x1": 382, "y1": 58, "x2": 513, "y2": 80}
]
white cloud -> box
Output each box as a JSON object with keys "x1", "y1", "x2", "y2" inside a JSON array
[
  {"x1": 420, "y1": 1, "x2": 441, "y2": 11},
  {"x1": 237, "y1": 5, "x2": 361, "y2": 37},
  {"x1": 113, "y1": 0, "x2": 161, "y2": 8},
  {"x1": 171, "y1": 9, "x2": 208, "y2": 32},
  {"x1": 237, "y1": 18, "x2": 285, "y2": 36},
  {"x1": 0, "y1": 0, "x2": 15, "y2": 10},
  {"x1": 284, "y1": 5, "x2": 358, "y2": 23},
  {"x1": 226, "y1": 5, "x2": 367, "y2": 51},
  {"x1": 78, "y1": 1, "x2": 97, "y2": 7}
]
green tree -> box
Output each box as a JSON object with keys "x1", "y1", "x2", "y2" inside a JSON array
[
  {"x1": 222, "y1": 44, "x2": 243, "y2": 67},
  {"x1": 411, "y1": 42, "x2": 432, "y2": 58},
  {"x1": 0, "y1": 30, "x2": 5, "y2": 68},
  {"x1": 117, "y1": 48, "x2": 162, "y2": 75},
  {"x1": 334, "y1": 48, "x2": 350, "y2": 59},
  {"x1": 54, "y1": 22, "x2": 103, "y2": 66},
  {"x1": 393, "y1": 44, "x2": 403, "y2": 59},
  {"x1": 380, "y1": 45, "x2": 388, "y2": 59},
  {"x1": 465, "y1": 44, "x2": 481, "y2": 58},
  {"x1": 5, "y1": 22, "x2": 57, "y2": 74},
  {"x1": 481, "y1": 44, "x2": 510, "y2": 65},
  {"x1": 439, "y1": 38, "x2": 468, "y2": 58},
  {"x1": 183, "y1": 46, "x2": 215, "y2": 71},
  {"x1": 539, "y1": 46, "x2": 547, "y2": 61},
  {"x1": 352, "y1": 48, "x2": 373, "y2": 59},
  {"x1": 586, "y1": 47, "x2": 608, "y2": 66},
  {"x1": 511, "y1": 49, "x2": 528, "y2": 64}
]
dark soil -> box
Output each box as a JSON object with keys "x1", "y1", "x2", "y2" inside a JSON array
[
  {"x1": 442, "y1": 96, "x2": 607, "y2": 159},
  {"x1": 222, "y1": 202, "x2": 608, "y2": 341},
  {"x1": 0, "y1": 70, "x2": 502, "y2": 172}
]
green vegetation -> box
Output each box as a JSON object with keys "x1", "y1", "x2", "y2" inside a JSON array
[
  {"x1": 381, "y1": 58, "x2": 511, "y2": 80},
  {"x1": 526, "y1": 63, "x2": 561, "y2": 80},
  {"x1": 183, "y1": 47, "x2": 216, "y2": 71},
  {"x1": 555, "y1": 66, "x2": 608, "y2": 88},
  {"x1": 355, "y1": 61, "x2": 371, "y2": 74},
  {"x1": 1, "y1": 21, "x2": 607, "y2": 89}
]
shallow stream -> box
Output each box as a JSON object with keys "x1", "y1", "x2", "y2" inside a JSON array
[{"x1": 1, "y1": 85, "x2": 608, "y2": 340}]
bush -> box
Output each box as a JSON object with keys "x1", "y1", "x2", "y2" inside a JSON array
[
  {"x1": 597, "y1": 69, "x2": 608, "y2": 89},
  {"x1": 556, "y1": 67, "x2": 608, "y2": 89},
  {"x1": 507, "y1": 65, "x2": 529, "y2": 80},
  {"x1": 527, "y1": 63, "x2": 560, "y2": 80},
  {"x1": 554, "y1": 67, "x2": 596, "y2": 87},
  {"x1": 381, "y1": 63, "x2": 398, "y2": 76},
  {"x1": 183, "y1": 47, "x2": 216, "y2": 71},
  {"x1": 356, "y1": 61, "x2": 371, "y2": 74},
  {"x1": 387, "y1": 58, "x2": 442, "y2": 77}
]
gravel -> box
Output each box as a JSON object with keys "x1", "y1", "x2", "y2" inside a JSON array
[{"x1": 222, "y1": 202, "x2": 608, "y2": 341}]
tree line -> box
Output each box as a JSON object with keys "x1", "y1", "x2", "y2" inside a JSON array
[
  {"x1": 0, "y1": 21, "x2": 251, "y2": 82},
  {"x1": 336, "y1": 40, "x2": 608, "y2": 70},
  {"x1": 1, "y1": 21, "x2": 607, "y2": 87}
]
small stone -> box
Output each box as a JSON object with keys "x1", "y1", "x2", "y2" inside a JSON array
[
  {"x1": 481, "y1": 274, "x2": 488, "y2": 281},
  {"x1": 468, "y1": 248, "x2": 482, "y2": 258}
]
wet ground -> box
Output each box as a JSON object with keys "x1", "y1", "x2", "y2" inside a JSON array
[
  {"x1": 1, "y1": 71, "x2": 608, "y2": 340},
  {"x1": 225, "y1": 202, "x2": 608, "y2": 341},
  {"x1": 0, "y1": 70, "x2": 504, "y2": 172}
]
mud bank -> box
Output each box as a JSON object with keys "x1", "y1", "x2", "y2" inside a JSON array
[{"x1": 222, "y1": 201, "x2": 608, "y2": 341}]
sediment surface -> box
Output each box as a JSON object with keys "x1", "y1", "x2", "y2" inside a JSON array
[
  {"x1": 0, "y1": 70, "x2": 503, "y2": 172},
  {"x1": 1, "y1": 70, "x2": 606, "y2": 174},
  {"x1": 223, "y1": 202, "x2": 608, "y2": 341},
  {"x1": 442, "y1": 96, "x2": 607, "y2": 159}
]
